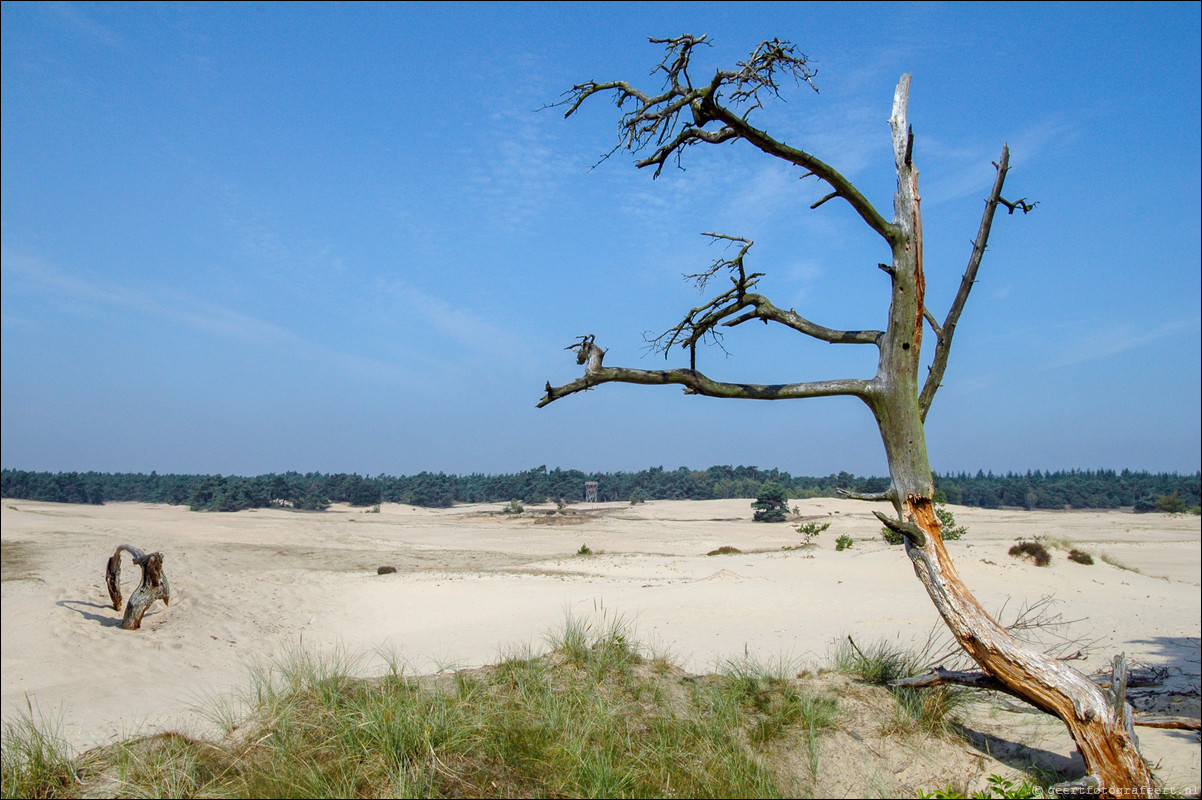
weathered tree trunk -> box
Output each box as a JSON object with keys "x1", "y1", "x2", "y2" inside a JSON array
[
  {"x1": 866, "y1": 78, "x2": 1152, "y2": 794},
  {"x1": 105, "y1": 544, "x2": 171, "y2": 630}
]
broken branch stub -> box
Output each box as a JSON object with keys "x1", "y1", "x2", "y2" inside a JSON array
[{"x1": 104, "y1": 544, "x2": 171, "y2": 630}]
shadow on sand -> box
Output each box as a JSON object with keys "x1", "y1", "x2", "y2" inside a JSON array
[{"x1": 56, "y1": 599, "x2": 125, "y2": 628}]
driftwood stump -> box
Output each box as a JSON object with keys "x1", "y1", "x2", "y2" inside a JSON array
[{"x1": 105, "y1": 544, "x2": 171, "y2": 630}]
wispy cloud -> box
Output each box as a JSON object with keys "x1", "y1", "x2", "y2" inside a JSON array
[
  {"x1": 1040, "y1": 316, "x2": 1200, "y2": 370},
  {"x1": 922, "y1": 117, "x2": 1080, "y2": 208},
  {"x1": 43, "y1": 2, "x2": 124, "y2": 50},
  {"x1": 376, "y1": 278, "x2": 524, "y2": 361},
  {"x1": 1, "y1": 250, "x2": 413, "y2": 386},
  {"x1": 464, "y1": 52, "x2": 582, "y2": 232}
]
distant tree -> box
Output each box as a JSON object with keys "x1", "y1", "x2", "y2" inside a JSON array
[
  {"x1": 1154, "y1": 493, "x2": 1188, "y2": 514},
  {"x1": 751, "y1": 481, "x2": 789, "y2": 523},
  {"x1": 536, "y1": 35, "x2": 1148, "y2": 791}
]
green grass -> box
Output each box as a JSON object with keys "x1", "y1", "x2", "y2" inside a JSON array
[
  {"x1": 4, "y1": 616, "x2": 837, "y2": 799},
  {"x1": 1100, "y1": 553, "x2": 1142, "y2": 574},
  {"x1": 1, "y1": 704, "x2": 80, "y2": 799},
  {"x1": 832, "y1": 636, "x2": 969, "y2": 737}
]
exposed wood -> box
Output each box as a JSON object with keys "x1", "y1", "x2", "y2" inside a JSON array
[
  {"x1": 1132, "y1": 716, "x2": 1201, "y2": 731},
  {"x1": 105, "y1": 544, "x2": 171, "y2": 630}
]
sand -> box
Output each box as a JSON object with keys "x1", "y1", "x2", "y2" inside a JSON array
[{"x1": 2, "y1": 497, "x2": 1199, "y2": 787}]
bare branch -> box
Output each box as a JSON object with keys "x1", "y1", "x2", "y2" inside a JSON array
[
  {"x1": 725, "y1": 293, "x2": 882, "y2": 344},
  {"x1": 553, "y1": 35, "x2": 897, "y2": 243},
  {"x1": 538, "y1": 336, "x2": 870, "y2": 408},
  {"x1": 873, "y1": 510, "x2": 927, "y2": 547},
  {"x1": 837, "y1": 487, "x2": 896, "y2": 502},
  {"x1": 645, "y1": 235, "x2": 881, "y2": 359},
  {"x1": 919, "y1": 145, "x2": 1035, "y2": 420},
  {"x1": 891, "y1": 666, "x2": 1008, "y2": 692},
  {"x1": 922, "y1": 306, "x2": 942, "y2": 337},
  {"x1": 810, "y1": 190, "x2": 838, "y2": 210},
  {"x1": 999, "y1": 196, "x2": 1038, "y2": 215}
]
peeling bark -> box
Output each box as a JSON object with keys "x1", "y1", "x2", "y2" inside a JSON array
[{"x1": 105, "y1": 544, "x2": 171, "y2": 630}]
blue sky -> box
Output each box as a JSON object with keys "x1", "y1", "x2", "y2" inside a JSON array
[{"x1": 2, "y1": 2, "x2": 1199, "y2": 478}]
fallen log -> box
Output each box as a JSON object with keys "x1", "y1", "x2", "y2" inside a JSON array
[
  {"x1": 891, "y1": 663, "x2": 1200, "y2": 731},
  {"x1": 1131, "y1": 715, "x2": 1201, "y2": 731},
  {"x1": 105, "y1": 544, "x2": 171, "y2": 630}
]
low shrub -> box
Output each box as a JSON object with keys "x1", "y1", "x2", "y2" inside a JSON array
[
  {"x1": 1067, "y1": 549, "x2": 1093, "y2": 565},
  {"x1": 1008, "y1": 541, "x2": 1051, "y2": 566},
  {"x1": 835, "y1": 535, "x2": 854, "y2": 551},
  {"x1": 707, "y1": 545, "x2": 741, "y2": 556},
  {"x1": 796, "y1": 521, "x2": 830, "y2": 544}
]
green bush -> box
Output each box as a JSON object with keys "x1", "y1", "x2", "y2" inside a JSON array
[
  {"x1": 751, "y1": 481, "x2": 789, "y2": 523},
  {"x1": 796, "y1": 521, "x2": 830, "y2": 544},
  {"x1": 835, "y1": 534, "x2": 854, "y2": 551},
  {"x1": 1155, "y1": 492, "x2": 1188, "y2": 514}
]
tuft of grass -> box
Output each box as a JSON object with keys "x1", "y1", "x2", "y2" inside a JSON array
[
  {"x1": 1100, "y1": 553, "x2": 1141, "y2": 574},
  {"x1": 832, "y1": 636, "x2": 968, "y2": 737},
  {"x1": 707, "y1": 545, "x2": 742, "y2": 556},
  {"x1": 1066, "y1": 549, "x2": 1093, "y2": 565},
  {"x1": 835, "y1": 534, "x2": 854, "y2": 551},
  {"x1": 716, "y1": 655, "x2": 838, "y2": 748},
  {"x1": 1, "y1": 705, "x2": 81, "y2": 800},
  {"x1": 576, "y1": 543, "x2": 592, "y2": 555},
  {"x1": 1008, "y1": 541, "x2": 1051, "y2": 567}
]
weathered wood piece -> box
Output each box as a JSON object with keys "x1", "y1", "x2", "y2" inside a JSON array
[{"x1": 104, "y1": 544, "x2": 171, "y2": 630}]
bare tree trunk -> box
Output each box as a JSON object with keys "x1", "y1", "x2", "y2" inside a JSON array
[
  {"x1": 105, "y1": 544, "x2": 171, "y2": 630},
  {"x1": 540, "y1": 37, "x2": 1152, "y2": 795},
  {"x1": 865, "y1": 78, "x2": 1151, "y2": 794}
]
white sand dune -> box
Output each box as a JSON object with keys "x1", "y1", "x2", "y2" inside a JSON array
[{"x1": 2, "y1": 497, "x2": 1198, "y2": 786}]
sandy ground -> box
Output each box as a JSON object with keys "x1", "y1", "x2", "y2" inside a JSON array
[{"x1": 2, "y1": 497, "x2": 1199, "y2": 788}]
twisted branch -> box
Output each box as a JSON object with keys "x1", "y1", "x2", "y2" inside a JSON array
[
  {"x1": 105, "y1": 544, "x2": 171, "y2": 630},
  {"x1": 556, "y1": 34, "x2": 896, "y2": 243},
  {"x1": 538, "y1": 334, "x2": 869, "y2": 408},
  {"x1": 644, "y1": 234, "x2": 882, "y2": 360}
]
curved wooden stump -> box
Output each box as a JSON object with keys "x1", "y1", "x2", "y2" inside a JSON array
[{"x1": 105, "y1": 544, "x2": 171, "y2": 630}]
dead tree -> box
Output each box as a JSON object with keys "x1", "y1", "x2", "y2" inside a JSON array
[
  {"x1": 105, "y1": 544, "x2": 171, "y2": 630},
  {"x1": 538, "y1": 35, "x2": 1151, "y2": 795}
]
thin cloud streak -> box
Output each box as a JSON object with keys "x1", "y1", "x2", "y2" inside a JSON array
[
  {"x1": 1040, "y1": 316, "x2": 1201, "y2": 370},
  {"x1": 2, "y1": 251, "x2": 415, "y2": 387}
]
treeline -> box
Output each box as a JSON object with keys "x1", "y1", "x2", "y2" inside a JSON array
[{"x1": 1, "y1": 466, "x2": 1198, "y2": 514}]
